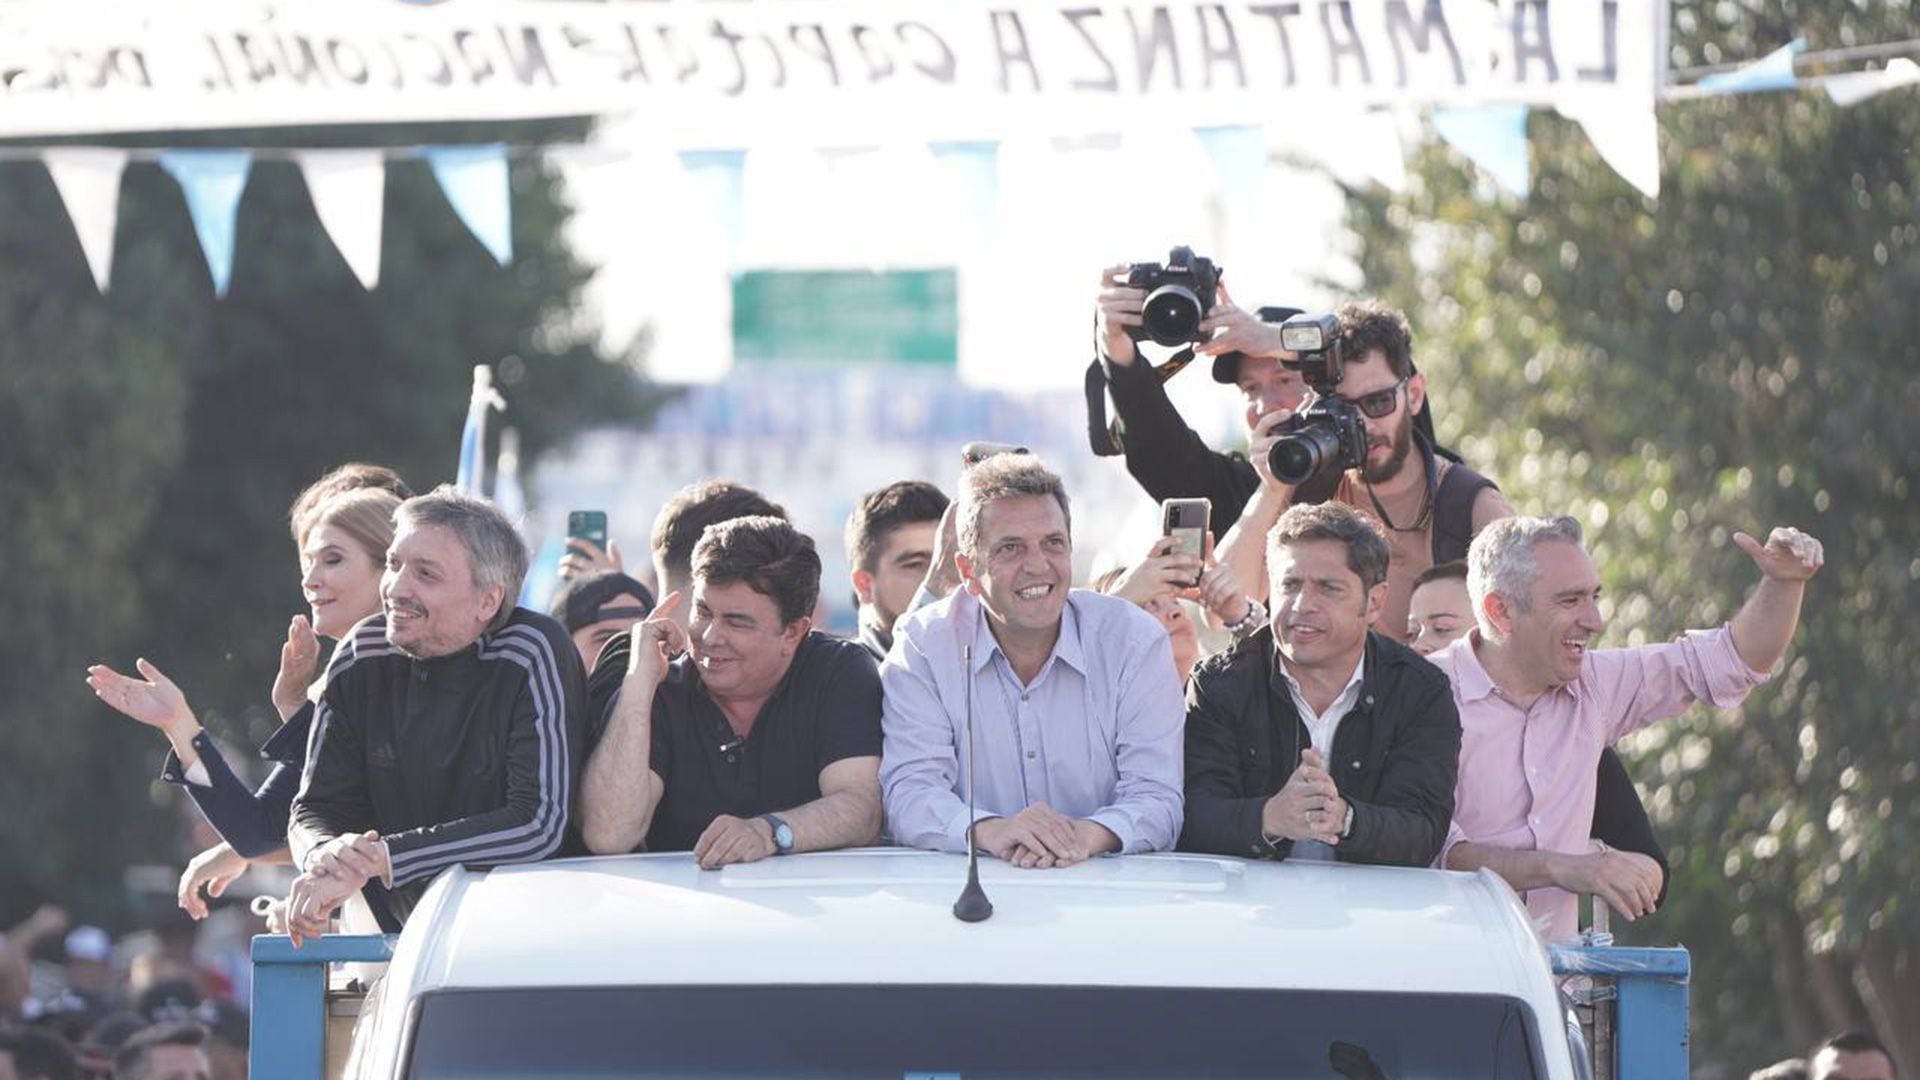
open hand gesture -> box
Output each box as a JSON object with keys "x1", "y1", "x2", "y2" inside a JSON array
[
  {"x1": 1733, "y1": 527, "x2": 1824, "y2": 582},
  {"x1": 271, "y1": 615, "x2": 321, "y2": 720},
  {"x1": 86, "y1": 658, "x2": 194, "y2": 734}
]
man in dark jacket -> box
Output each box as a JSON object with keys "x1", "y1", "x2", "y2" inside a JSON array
[
  {"x1": 1181, "y1": 501, "x2": 1460, "y2": 865},
  {"x1": 286, "y1": 486, "x2": 585, "y2": 940},
  {"x1": 1092, "y1": 264, "x2": 1309, "y2": 540}
]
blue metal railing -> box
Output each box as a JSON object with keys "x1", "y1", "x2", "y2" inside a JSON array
[
  {"x1": 1550, "y1": 944, "x2": 1691, "y2": 1077},
  {"x1": 250, "y1": 934, "x2": 395, "y2": 1079},
  {"x1": 250, "y1": 935, "x2": 1690, "y2": 1079}
]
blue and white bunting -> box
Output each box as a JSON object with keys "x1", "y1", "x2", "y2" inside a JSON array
[
  {"x1": 158, "y1": 150, "x2": 252, "y2": 297},
  {"x1": 424, "y1": 144, "x2": 513, "y2": 266},
  {"x1": 44, "y1": 148, "x2": 127, "y2": 292},
  {"x1": 678, "y1": 149, "x2": 747, "y2": 271},
  {"x1": 929, "y1": 141, "x2": 1000, "y2": 248},
  {"x1": 1560, "y1": 103, "x2": 1661, "y2": 199},
  {"x1": 1824, "y1": 57, "x2": 1920, "y2": 107},
  {"x1": 1194, "y1": 125, "x2": 1268, "y2": 211},
  {"x1": 1695, "y1": 38, "x2": 1807, "y2": 96},
  {"x1": 1431, "y1": 105, "x2": 1531, "y2": 198},
  {"x1": 296, "y1": 150, "x2": 385, "y2": 289}
]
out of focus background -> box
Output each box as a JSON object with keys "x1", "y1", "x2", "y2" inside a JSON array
[{"x1": 1, "y1": 1, "x2": 1915, "y2": 1075}]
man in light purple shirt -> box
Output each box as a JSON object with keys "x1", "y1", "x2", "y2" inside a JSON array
[
  {"x1": 881, "y1": 455, "x2": 1185, "y2": 866},
  {"x1": 1433, "y1": 514, "x2": 1824, "y2": 942}
]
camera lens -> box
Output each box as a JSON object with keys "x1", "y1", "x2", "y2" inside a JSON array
[
  {"x1": 1269, "y1": 423, "x2": 1343, "y2": 487},
  {"x1": 1141, "y1": 285, "x2": 1203, "y2": 346}
]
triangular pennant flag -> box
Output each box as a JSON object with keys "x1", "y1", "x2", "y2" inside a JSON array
[
  {"x1": 158, "y1": 150, "x2": 252, "y2": 297},
  {"x1": 928, "y1": 141, "x2": 1000, "y2": 246},
  {"x1": 1695, "y1": 38, "x2": 1806, "y2": 96},
  {"x1": 677, "y1": 149, "x2": 747, "y2": 271},
  {"x1": 296, "y1": 150, "x2": 386, "y2": 289},
  {"x1": 1432, "y1": 105, "x2": 1531, "y2": 197},
  {"x1": 1824, "y1": 57, "x2": 1920, "y2": 107},
  {"x1": 423, "y1": 144, "x2": 512, "y2": 266},
  {"x1": 1350, "y1": 111, "x2": 1410, "y2": 192},
  {"x1": 1194, "y1": 125, "x2": 1268, "y2": 208},
  {"x1": 1563, "y1": 103, "x2": 1661, "y2": 199},
  {"x1": 44, "y1": 148, "x2": 128, "y2": 292}
]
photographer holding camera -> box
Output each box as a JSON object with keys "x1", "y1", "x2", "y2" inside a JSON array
[
  {"x1": 1211, "y1": 300, "x2": 1511, "y2": 634},
  {"x1": 1211, "y1": 302, "x2": 1670, "y2": 903},
  {"x1": 1090, "y1": 248, "x2": 1320, "y2": 538}
]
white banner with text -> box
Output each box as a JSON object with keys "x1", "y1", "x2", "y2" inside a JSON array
[{"x1": 0, "y1": 0, "x2": 1663, "y2": 143}]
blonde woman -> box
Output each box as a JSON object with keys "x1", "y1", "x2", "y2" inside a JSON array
[{"x1": 88, "y1": 481, "x2": 404, "y2": 919}]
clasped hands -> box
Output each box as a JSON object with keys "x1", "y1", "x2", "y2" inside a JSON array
[
  {"x1": 972, "y1": 803, "x2": 1116, "y2": 869},
  {"x1": 1262, "y1": 749, "x2": 1348, "y2": 846},
  {"x1": 285, "y1": 830, "x2": 389, "y2": 947}
]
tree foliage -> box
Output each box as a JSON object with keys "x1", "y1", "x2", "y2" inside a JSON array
[
  {"x1": 0, "y1": 119, "x2": 653, "y2": 924},
  {"x1": 1341, "y1": 3, "x2": 1918, "y2": 1072}
]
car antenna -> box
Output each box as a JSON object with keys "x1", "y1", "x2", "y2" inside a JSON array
[{"x1": 952, "y1": 642, "x2": 993, "y2": 923}]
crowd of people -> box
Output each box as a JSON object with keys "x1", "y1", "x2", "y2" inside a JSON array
[{"x1": 3, "y1": 283, "x2": 1886, "y2": 1080}]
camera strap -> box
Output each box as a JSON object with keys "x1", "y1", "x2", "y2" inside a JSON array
[{"x1": 1084, "y1": 358, "x2": 1124, "y2": 456}]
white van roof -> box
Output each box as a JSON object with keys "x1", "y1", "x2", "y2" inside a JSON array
[{"x1": 388, "y1": 850, "x2": 1555, "y2": 1000}]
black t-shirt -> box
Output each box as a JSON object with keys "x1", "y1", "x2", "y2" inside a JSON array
[{"x1": 588, "y1": 631, "x2": 882, "y2": 852}]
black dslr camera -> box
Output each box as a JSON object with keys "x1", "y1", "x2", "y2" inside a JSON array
[
  {"x1": 1268, "y1": 312, "x2": 1368, "y2": 489},
  {"x1": 1125, "y1": 246, "x2": 1222, "y2": 348}
]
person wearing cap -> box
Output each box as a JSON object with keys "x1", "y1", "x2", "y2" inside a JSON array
[
  {"x1": 1093, "y1": 265, "x2": 1311, "y2": 539},
  {"x1": 1206, "y1": 301, "x2": 1680, "y2": 904},
  {"x1": 549, "y1": 569, "x2": 656, "y2": 670},
  {"x1": 61, "y1": 929, "x2": 114, "y2": 1002},
  {"x1": 1210, "y1": 299, "x2": 1512, "y2": 639}
]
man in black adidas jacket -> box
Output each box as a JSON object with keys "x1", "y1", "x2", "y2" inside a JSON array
[
  {"x1": 1180, "y1": 502, "x2": 1459, "y2": 865},
  {"x1": 286, "y1": 487, "x2": 584, "y2": 941}
]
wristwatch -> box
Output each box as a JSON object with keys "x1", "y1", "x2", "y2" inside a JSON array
[
  {"x1": 1223, "y1": 597, "x2": 1268, "y2": 638},
  {"x1": 760, "y1": 813, "x2": 794, "y2": 855},
  {"x1": 1340, "y1": 801, "x2": 1355, "y2": 839}
]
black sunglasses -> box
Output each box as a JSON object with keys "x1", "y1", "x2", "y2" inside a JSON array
[{"x1": 1342, "y1": 377, "x2": 1408, "y2": 419}]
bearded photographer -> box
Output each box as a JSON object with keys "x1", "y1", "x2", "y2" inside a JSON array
[
  {"x1": 1212, "y1": 301, "x2": 1674, "y2": 906},
  {"x1": 1211, "y1": 301, "x2": 1513, "y2": 632},
  {"x1": 1091, "y1": 255, "x2": 1311, "y2": 539}
]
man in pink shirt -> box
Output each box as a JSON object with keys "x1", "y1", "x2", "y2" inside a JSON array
[{"x1": 1431, "y1": 514, "x2": 1823, "y2": 942}]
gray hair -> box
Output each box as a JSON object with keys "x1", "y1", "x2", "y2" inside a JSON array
[
  {"x1": 958, "y1": 455, "x2": 1072, "y2": 558},
  {"x1": 1467, "y1": 514, "x2": 1585, "y2": 619},
  {"x1": 395, "y1": 485, "x2": 528, "y2": 631}
]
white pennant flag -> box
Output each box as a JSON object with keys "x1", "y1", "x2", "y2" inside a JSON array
[
  {"x1": 1351, "y1": 111, "x2": 1410, "y2": 192},
  {"x1": 296, "y1": 150, "x2": 385, "y2": 289},
  {"x1": 1824, "y1": 58, "x2": 1920, "y2": 108},
  {"x1": 1563, "y1": 103, "x2": 1662, "y2": 200},
  {"x1": 44, "y1": 148, "x2": 128, "y2": 292}
]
